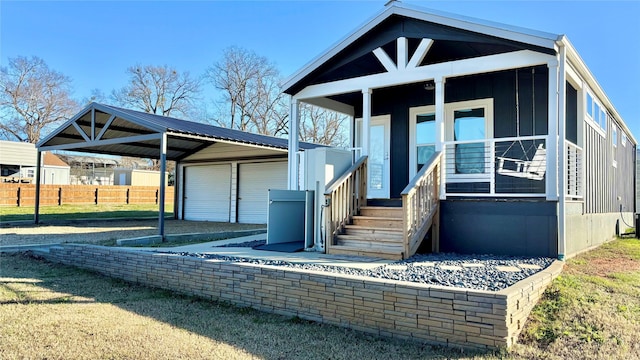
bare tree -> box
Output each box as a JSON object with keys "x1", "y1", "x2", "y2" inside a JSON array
[
  {"x1": 0, "y1": 56, "x2": 78, "y2": 143},
  {"x1": 112, "y1": 64, "x2": 200, "y2": 118},
  {"x1": 206, "y1": 47, "x2": 288, "y2": 135},
  {"x1": 299, "y1": 103, "x2": 349, "y2": 147}
]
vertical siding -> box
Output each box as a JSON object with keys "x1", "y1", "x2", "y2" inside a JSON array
[{"x1": 584, "y1": 117, "x2": 635, "y2": 214}]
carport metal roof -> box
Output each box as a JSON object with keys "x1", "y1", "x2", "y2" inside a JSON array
[
  {"x1": 34, "y1": 102, "x2": 324, "y2": 238},
  {"x1": 38, "y1": 102, "x2": 322, "y2": 159}
]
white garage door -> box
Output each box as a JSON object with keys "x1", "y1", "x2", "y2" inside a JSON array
[
  {"x1": 184, "y1": 164, "x2": 231, "y2": 222},
  {"x1": 238, "y1": 161, "x2": 288, "y2": 224}
]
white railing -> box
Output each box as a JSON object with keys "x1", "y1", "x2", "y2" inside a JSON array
[
  {"x1": 565, "y1": 141, "x2": 583, "y2": 198},
  {"x1": 443, "y1": 135, "x2": 547, "y2": 196},
  {"x1": 323, "y1": 156, "x2": 367, "y2": 252},
  {"x1": 401, "y1": 152, "x2": 442, "y2": 257}
]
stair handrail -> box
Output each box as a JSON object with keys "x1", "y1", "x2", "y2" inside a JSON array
[
  {"x1": 400, "y1": 151, "x2": 442, "y2": 257},
  {"x1": 323, "y1": 156, "x2": 368, "y2": 253}
]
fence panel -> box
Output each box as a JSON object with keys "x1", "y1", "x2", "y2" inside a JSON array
[{"x1": 0, "y1": 184, "x2": 174, "y2": 207}]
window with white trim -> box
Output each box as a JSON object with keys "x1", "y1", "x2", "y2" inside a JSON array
[
  {"x1": 586, "y1": 91, "x2": 607, "y2": 133},
  {"x1": 409, "y1": 105, "x2": 436, "y2": 178},
  {"x1": 622, "y1": 132, "x2": 628, "y2": 147},
  {"x1": 445, "y1": 98, "x2": 494, "y2": 178}
]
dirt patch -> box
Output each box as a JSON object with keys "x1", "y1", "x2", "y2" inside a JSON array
[
  {"x1": 0, "y1": 219, "x2": 265, "y2": 247},
  {"x1": 580, "y1": 256, "x2": 640, "y2": 277}
]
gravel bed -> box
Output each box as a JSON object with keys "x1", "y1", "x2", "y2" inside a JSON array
[{"x1": 161, "y1": 250, "x2": 554, "y2": 291}]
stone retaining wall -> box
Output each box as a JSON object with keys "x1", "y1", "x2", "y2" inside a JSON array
[{"x1": 42, "y1": 244, "x2": 563, "y2": 349}]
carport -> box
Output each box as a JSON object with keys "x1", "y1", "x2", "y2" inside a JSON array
[{"x1": 36, "y1": 102, "x2": 321, "y2": 238}]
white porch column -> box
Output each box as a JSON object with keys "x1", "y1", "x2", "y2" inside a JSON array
[
  {"x1": 361, "y1": 88, "x2": 372, "y2": 156},
  {"x1": 435, "y1": 78, "x2": 446, "y2": 199},
  {"x1": 546, "y1": 61, "x2": 559, "y2": 201},
  {"x1": 288, "y1": 97, "x2": 300, "y2": 190},
  {"x1": 557, "y1": 45, "x2": 567, "y2": 260}
]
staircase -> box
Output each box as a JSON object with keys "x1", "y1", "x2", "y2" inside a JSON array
[
  {"x1": 324, "y1": 152, "x2": 441, "y2": 261},
  {"x1": 329, "y1": 204, "x2": 406, "y2": 260}
]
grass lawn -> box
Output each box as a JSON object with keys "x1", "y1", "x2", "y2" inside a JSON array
[
  {"x1": 1, "y1": 238, "x2": 639, "y2": 359},
  {"x1": 0, "y1": 203, "x2": 174, "y2": 222}
]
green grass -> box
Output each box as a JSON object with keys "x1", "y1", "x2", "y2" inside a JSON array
[
  {"x1": 512, "y1": 238, "x2": 640, "y2": 359},
  {"x1": 0, "y1": 203, "x2": 174, "y2": 222}
]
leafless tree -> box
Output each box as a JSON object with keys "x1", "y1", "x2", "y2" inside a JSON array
[
  {"x1": 112, "y1": 64, "x2": 201, "y2": 118},
  {"x1": 299, "y1": 103, "x2": 349, "y2": 147},
  {"x1": 0, "y1": 56, "x2": 78, "y2": 143},
  {"x1": 206, "y1": 47, "x2": 288, "y2": 136}
]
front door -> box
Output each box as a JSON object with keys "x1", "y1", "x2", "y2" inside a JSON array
[{"x1": 367, "y1": 115, "x2": 390, "y2": 199}]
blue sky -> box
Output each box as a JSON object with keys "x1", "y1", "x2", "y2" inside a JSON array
[{"x1": 2, "y1": 1, "x2": 639, "y2": 137}]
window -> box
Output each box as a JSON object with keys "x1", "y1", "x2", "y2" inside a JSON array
[
  {"x1": 445, "y1": 98, "x2": 493, "y2": 178},
  {"x1": 416, "y1": 113, "x2": 436, "y2": 171},
  {"x1": 586, "y1": 90, "x2": 607, "y2": 133},
  {"x1": 453, "y1": 109, "x2": 486, "y2": 174},
  {"x1": 409, "y1": 105, "x2": 436, "y2": 178},
  {"x1": 622, "y1": 133, "x2": 628, "y2": 147}
]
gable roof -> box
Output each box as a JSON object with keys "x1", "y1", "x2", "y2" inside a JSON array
[
  {"x1": 38, "y1": 103, "x2": 324, "y2": 160},
  {"x1": 42, "y1": 152, "x2": 69, "y2": 167},
  {"x1": 282, "y1": 2, "x2": 561, "y2": 94}
]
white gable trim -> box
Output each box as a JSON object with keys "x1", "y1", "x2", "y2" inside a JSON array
[
  {"x1": 295, "y1": 50, "x2": 556, "y2": 100},
  {"x1": 282, "y1": 3, "x2": 559, "y2": 93}
]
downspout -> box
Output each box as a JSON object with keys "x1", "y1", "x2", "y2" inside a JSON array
[
  {"x1": 34, "y1": 151, "x2": 42, "y2": 224},
  {"x1": 288, "y1": 97, "x2": 300, "y2": 190},
  {"x1": 557, "y1": 40, "x2": 568, "y2": 260}
]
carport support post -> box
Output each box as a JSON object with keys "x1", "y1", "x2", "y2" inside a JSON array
[
  {"x1": 158, "y1": 133, "x2": 167, "y2": 239},
  {"x1": 288, "y1": 97, "x2": 300, "y2": 190},
  {"x1": 34, "y1": 150, "x2": 42, "y2": 224}
]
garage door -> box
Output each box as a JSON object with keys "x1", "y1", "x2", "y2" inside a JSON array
[
  {"x1": 184, "y1": 164, "x2": 231, "y2": 222},
  {"x1": 238, "y1": 161, "x2": 288, "y2": 224}
]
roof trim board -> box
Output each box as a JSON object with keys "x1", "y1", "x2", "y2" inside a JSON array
[{"x1": 282, "y1": 2, "x2": 560, "y2": 94}]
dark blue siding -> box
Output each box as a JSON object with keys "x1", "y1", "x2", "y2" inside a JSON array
[{"x1": 440, "y1": 200, "x2": 558, "y2": 257}]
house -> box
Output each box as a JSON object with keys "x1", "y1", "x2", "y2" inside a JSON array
[
  {"x1": 113, "y1": 168, "x2": 169, "y2": 187},
  {"x1": 0, "y1": 140, "x2": 70, "y2": 184},
  {"x1": 35, "y1": 103, "x2": 325, "y2": 228},
  {"x1": 282, "y1": 3, "x2": 636, "y2": 260}
]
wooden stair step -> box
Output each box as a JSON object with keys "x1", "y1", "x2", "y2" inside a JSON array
[
  {"x1": 327, "y1": 245, "x2": 404, "y2": 260},
  {"x1": 351, "y1": 216, "x2": 403, "y2": 229},
  {"x1": 344, "y1": 224, "x2": 403, "y2": 234},
  {"x1": 337, "y1": 234, "x2": 403, "y2": 243},
  {"x1": 359, "y1": 206, "x2": 403, "y2": 218}
]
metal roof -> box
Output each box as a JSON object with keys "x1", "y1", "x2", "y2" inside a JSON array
[{"x1": 38, "y1": 103, "x2": 324, "y2": 161}]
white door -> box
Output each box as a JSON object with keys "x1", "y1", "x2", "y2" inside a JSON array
[
  {"x1": 368, "y1": 115, "x2": 391, "y2": 199},
  {"x1": 238, "y1": 161, "x2": 288, "y2": 224},
  {"x1": 183, "y1": 164, "x2": 231, "y2": 222}
]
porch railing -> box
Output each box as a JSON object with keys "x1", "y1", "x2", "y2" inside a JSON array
[
  {"x1": 401, "y1": 151, "x2": 442, "y2": 257},
  {"x1": 323, "y1": 156, "x2": 367, "y2": 253},
  {"x1": 565, "y1": 140, "x2": 583, "y2": 198},
  {"x1": 443, "y1": 135, "x2": 547, "y2": 196}
]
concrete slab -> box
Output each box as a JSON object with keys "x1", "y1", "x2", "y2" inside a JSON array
[
  {"x1": 413, "y1": 261, "x2": 435, "y2": 267},
  {"x1": 461, "y1": 263, "x2": 485, "y2": 268},
  {"x1": 517, "y1": 263, "x2": 542, "y2": 270},
  {"x1": 495, "y1": 265, "x2": 521, "y2": 272},
  {"x1": 439, "y1": 265, "x2": 463, "y2": 271}
]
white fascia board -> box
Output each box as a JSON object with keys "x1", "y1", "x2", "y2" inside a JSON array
[
  {"x1": 562, "y1": 37, "x2": 637, "y2": 144},
  {"x1": 282, "y1": 3, "x2": 558, "y2": 93},
  {"x1": 39, "y1": 133, "x2": 163, "y2": 152},
  {"x1": 393, "y1": 5, "x2": 558, "y2": 49},
  {"x1": 170, "y1": 133, "x2": 289, "y2": 153},
  {"x1": 295, "y1": 50, "x2": 556, "y2": 100},
  {"x1": 302, "y1": 97, "x2": 356, "y2": 117},
  {"x1": 281, "y1": 6, "x2": 395, "y2": 92}
]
